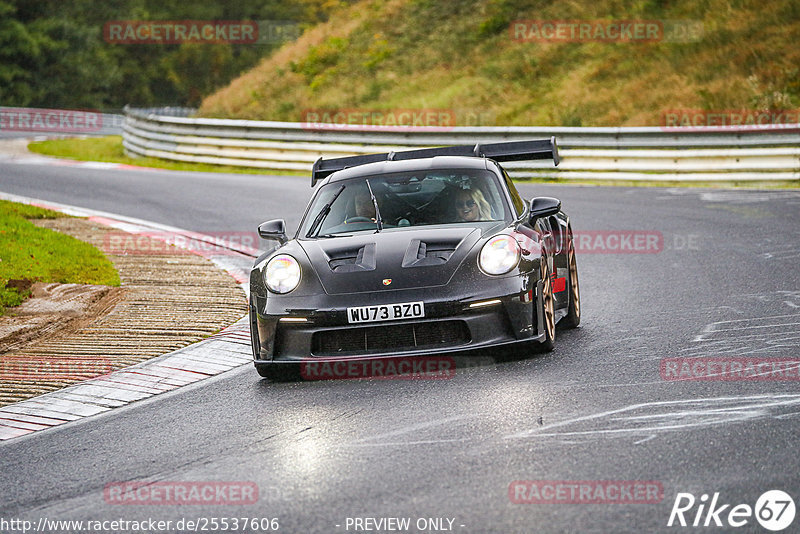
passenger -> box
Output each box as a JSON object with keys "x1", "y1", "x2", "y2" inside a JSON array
[{"x1": 453, "y1": 188, "x2": 492, "y2": 222}]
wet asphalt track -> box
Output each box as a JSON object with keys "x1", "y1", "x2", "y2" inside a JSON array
[{"x1": 1, "y1": 161, "x2": 799, "y2": 533}]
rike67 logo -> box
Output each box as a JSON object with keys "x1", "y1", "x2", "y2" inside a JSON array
[{"x1": 668, "y1": 490, "x2": 795, "y2": 531}]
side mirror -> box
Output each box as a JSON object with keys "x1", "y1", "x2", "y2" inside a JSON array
[
  {"x1": 258, "y1": 219, "x2": 287, "y2": 244},
  {"x1": 528, "y1": 197, "x2": 561, "y2": 223}
]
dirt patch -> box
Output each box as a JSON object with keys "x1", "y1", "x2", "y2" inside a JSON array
[
  {"x1": 5, "y1": 279, "x2": 33, "y2": 293},
  {"x1": 0, "y1": 282, "x2": 125, "y2": 354},
  {"x1": 0, "y1": 217, "x2": 248, "y2": 407}
]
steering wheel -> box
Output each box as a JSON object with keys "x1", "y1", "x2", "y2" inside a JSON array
[{"x1": 344, "y1": 216, "x2": 373, "y2": 224}]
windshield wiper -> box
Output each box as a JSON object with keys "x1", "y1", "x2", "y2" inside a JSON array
[
  {"x1": 305, "y1": 184, "x2": 346, "y2": 238},
  {"x1": 365, "y1": 179, "x2": 383, "y2": 233}
]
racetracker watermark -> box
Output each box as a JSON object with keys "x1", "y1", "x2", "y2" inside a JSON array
[
  {"x1": 513, "y1": 230, "x2": 697, "y2": 256},
  {"x1": 0, "y1": 517, "x2": 279, "y2": 532},
  {"x1": 0, "y1": 107, "x2": 102, "y2": 133},
  {"x1": 102, "y1": 231, "x2": 259, "y2": 256},
  {"x1": 104, "y1": 20, "x2": 259, "y2": 44},
  {"x1": 510, "y1": 20, "x2": 703, "y2": 43},
  {"x1": 661, "y1": 358, "x2": 800, "y2": 381},
  {"x1": 255, "y1": 21, "x2": 301, "y2": 44},
  {"x1": 104, "y1": 481, "x2": 259, "y2": 505},
  {"x1": 301, "y1": 108, "x2": 457, "y2": 131},
  {"x1": 509, "y1": 480, "x2": 664, "y2": 504},
  {"x1": 0, "y1": 356, "x2": 111, "y2": 380},
  {"x1": 573, "y1": 230, "x2": 663, "y2": 254},
  {"x1": 661, "y1": 109, "x2": 800, "y2": 132},
  {"x1": 300, "y1": 357, "x2": 457, "y2": 380}
]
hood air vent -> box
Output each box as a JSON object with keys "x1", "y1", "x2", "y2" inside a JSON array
[
  {"x1": 328, "y1": 243, "x2": 376, "y2": 272},
  {"x1": 402, "y1": 239, "x2": 457, "y2": 268}
]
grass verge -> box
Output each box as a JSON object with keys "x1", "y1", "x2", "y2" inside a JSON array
[
  {"x1": 199, "y1": 0, "x2": 800, "y2": 128},
  {"x1": 0, "y1": 200, "x2": 120, "y2": 315},
  {"x1": 27, "y1": 136, "x2": 305, "y2": 176}
]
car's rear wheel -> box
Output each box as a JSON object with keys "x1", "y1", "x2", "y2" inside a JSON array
[
  {"x1": 539, "y1": 252, "x2": 556, "y2": 352},
  {"x1": 562, "y1": 227, "x2": 581, "y2": 329}
]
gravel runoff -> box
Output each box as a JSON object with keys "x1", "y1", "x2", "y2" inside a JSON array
[{"x1": 0, "y1": 217, "x2": 248, "y2": 406}]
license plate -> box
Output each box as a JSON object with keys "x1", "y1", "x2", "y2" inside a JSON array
[{"x1": 347, "y1": 301, "x2": 425, "y2": 324}]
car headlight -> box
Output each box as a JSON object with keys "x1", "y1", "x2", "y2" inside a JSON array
[
  {"x1": 479, "y1": 235, "x2": 520, "y2": 275},
  {"x1": 264, "y1": 254, "x2": 301, "y2": 293}
]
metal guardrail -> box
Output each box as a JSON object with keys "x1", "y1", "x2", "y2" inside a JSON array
[{"x1": 122, "y1": 106, "x2": 800, "y2": 181}]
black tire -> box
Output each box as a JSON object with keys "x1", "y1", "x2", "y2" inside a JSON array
[
  {"x1": 538, "y1": 252, "x2": 556, "y2": 352},
  {"x1": 255, "y1": 364, "x2": 299, "y2": 382},
  {"x1": 562, "y1": 228, "x2": 581, "y2": 329}
]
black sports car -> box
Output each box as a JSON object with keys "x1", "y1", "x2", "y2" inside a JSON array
[{"x1": 249, "y1": 139, "x2": 580, "y2": 380}]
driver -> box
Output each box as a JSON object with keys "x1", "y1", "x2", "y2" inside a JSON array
[
  {"x1": 345, "y1": 184, "x2": 409, "y2": 226},
  {"x1": 343, "y1": 188, "x2": 379, "y2": 224},
  {"x1": 353, "y1": 190, "x2": 377, "y2": 221}
]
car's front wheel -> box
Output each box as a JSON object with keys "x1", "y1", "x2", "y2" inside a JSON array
[
  {"x1": 538, "y1": 251, "x2": 556, "y2": 351},
  {"x1": 255, "y1": 364, "x2": 299, "y2": 382}
]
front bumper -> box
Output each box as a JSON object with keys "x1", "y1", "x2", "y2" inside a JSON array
[{"x1": 250, "y1": 276, "x2": 542, "y2": 363}]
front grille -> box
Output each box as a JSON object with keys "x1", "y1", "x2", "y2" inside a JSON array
[{"x1": 311, "y1": 320, "x2": 470, "y2": 356}]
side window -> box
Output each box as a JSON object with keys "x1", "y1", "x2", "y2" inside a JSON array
[{"x1": 502, "y1": 169, "x2": 525, "y2": 217}]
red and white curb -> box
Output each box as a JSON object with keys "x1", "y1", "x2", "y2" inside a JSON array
[{"x1": 0, "y1": 192, "x2": 260, "y2": 441}]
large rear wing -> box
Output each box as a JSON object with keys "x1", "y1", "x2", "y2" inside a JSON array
[{"x1": 310, "y1": 137, "x2": 559, "y2": 187}]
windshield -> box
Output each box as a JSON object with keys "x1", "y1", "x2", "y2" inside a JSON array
[{"x1": 299, "y1": 169, "x2": 509, "y2": 237}]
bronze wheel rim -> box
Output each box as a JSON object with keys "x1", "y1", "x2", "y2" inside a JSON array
[{"x1": 568, "y1": 240, "x2": 580, "y2": 319}]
